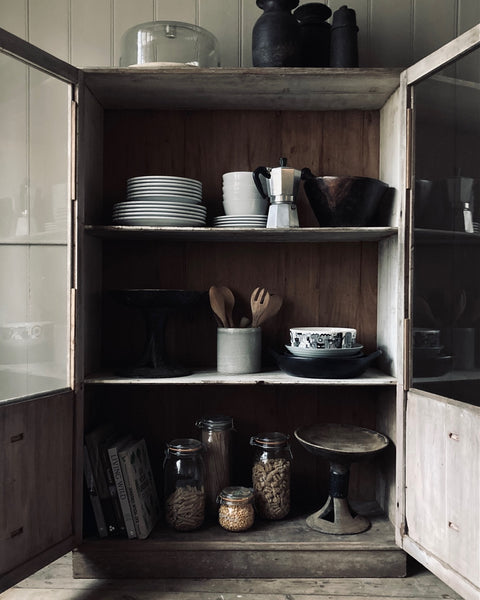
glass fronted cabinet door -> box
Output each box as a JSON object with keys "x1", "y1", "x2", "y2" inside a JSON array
[
  {"x1": 404, "y1": 25, "x2": 480, "y2": 600},
  {"x1": 0, "y1": 30, "x2": 80, "y2": 591}
]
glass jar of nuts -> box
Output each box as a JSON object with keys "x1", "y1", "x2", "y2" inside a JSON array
[
  {"x1": 250, "y1": 431, "x2": 292, "y2": 520},
  {"x1": 163, "y1": 438, "x2": 206, "y2": 531},
  {"x1": 218, "y1": 486, "x2": 255, "y2": 532}
]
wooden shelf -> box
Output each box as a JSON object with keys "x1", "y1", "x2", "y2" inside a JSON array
[
  {"x1": 85, "y1": 368, "x2": 396, "y2": 386},
  {"x1": 74, "y1": 503, "x2": 406, "y2": 579},
  {"x1": 84, "y1": 225, "x2": 398, "y2": 243},
  {"x1": 415, "y1": 227, "x2": 480, "y2": 244},
  {"x1": 83, "y1": 67, "x2": 402, "y2": 111}
]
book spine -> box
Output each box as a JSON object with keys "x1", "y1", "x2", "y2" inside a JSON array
[
  {"x1": 108, "y1": 447, "x2": 137, "y2": 539},
  {"x1": 83, "y1": 445, "x2": 108, "y2": 538},
  {"x1": 101, "y1": 443, "x2": 127, "y2": 536},
  {"x1": 119, "y1": 452, "x2": 142, "y2": 537}
]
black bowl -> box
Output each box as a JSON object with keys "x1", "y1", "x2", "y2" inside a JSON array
[
  {"x1": 271, "y1": 348, "x2": 382, "y2": 379},
  {"x1": 301, "y1": 169, "x2": 389, "y2": 227}
]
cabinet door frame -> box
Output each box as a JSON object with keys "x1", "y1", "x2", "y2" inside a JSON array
[
  {"x1": 399, "y1": 23, "x2": 480, "y2": 600},
  {"x1": 0, "y1": 27, "x2": 82, "y2": 590}
]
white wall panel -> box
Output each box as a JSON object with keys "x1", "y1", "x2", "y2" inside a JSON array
[
  {"x1": 154, "y1": 0, "x2": 197, "y2": 23},
  {"x1": 413, "y1": 0, "x2": 457, "y2": 62},
  {"x1": 71, "y1": 0, "x2": 111, "y2": 67},
  {"x1": 199, "y1": 0, "x2": 240, "y2": 67},
  {"x1": 29, "y1": 0, "x2": 69, "y2": 61},
  {"x1": 0, "y1": 0, "x2": 27, "y2": 38},
  {"x1": 2, "y1": 0, "x2": 480, "y2": 69},
  {"x1": 458, "y1": 0, "x2": 480, "y2": 33},
  {"x1": 241, "y1": 0, "x2": 260, "y2": 67},
  {"x1": 370, "y1": 0, "x2": 413, "y2": 67},
  {"x1": 113, "y1": 0, "x2": 155, "y2": 66}
]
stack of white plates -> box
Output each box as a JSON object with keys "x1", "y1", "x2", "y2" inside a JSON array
[
  {"x1": 285, "y1": 344, "x2": 364, "y2": 358},
  {"x1": 213, "y1": 215, "x2": 267, "y2": 228},
  {"x1": 113, "y1": 176, "x2": 206, "y2": 226}
]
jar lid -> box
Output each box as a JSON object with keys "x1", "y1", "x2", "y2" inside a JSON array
[
  {"x1": 250, "y1": 431, "x2": 290, "y2": 448},
  {"x1": 167, "y1": 438, "x2": 204, "y2": 455},
  {"x1": 294, "y1": 2, "x2": 332, "y2": 23},
  {"x1": 196, "y1": 415, "x2": 234, "y2": 431},
  {"x1": 218, "y1": 486, "x2": 254, "y2": 502}
]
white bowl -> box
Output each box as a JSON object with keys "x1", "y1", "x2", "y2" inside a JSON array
[
  {"x1": 222, "y1": 171, "x2": 255, "y2": 184},
  {"x1": 290, "y1": 327, "x2": 357, "y2": 349},
  {"x1": 223, "y1": 197, "x2": 268, "y2": 215}
]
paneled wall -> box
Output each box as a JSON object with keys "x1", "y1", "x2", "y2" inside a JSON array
[{"x1": 0, "y1": 0, "x2": 479, "y2": 68}]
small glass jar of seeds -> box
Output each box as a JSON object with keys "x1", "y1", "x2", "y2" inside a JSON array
[
  {"x1": 218, "y1": 486, "x2": 255, "y2": 532},
  {"x1": 250, "y1": 431, "x2": 292, "y2": 520},
  {"x1": 164, "y1": 438, "x2": 206, "y2": 531}
]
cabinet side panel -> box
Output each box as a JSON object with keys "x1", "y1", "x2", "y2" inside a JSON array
[
  {"x1": 78, "y1": 83, "x2": 104, "y2": 376},
  {"x1": 405, "y1": 392, "x2": 448, "y2": 553}
]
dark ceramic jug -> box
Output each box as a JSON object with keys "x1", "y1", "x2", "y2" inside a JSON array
[
  {"x1": 252, "y1": 0, "x2": 301, "y2": 67},
  {"x1": 294, "y1": 3, "x2": 332, "y2": 67},
  {"x1": 330, "y1": 5, "x2": 359, "y2": 67}
]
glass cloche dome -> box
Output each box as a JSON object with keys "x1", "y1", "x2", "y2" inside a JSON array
[{"x1": 119, "y1": 21, "x2": 221, "y2": 67}]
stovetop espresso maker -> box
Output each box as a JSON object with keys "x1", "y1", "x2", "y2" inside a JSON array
[{"x1": 253, "y1": 158, "x2": 301, "y2": 228}]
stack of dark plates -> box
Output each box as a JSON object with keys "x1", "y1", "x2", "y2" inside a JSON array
[{"x1": 272, "y1": 347, "x2": 382, "y2": 379}]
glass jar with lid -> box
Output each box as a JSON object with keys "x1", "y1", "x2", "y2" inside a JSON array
[
  {"x1": 196, "y1": 415, "x2": 234, "y2": 516},
  {"x1": 250, "y1": 431, "x2": 292, "y2": 520},
  {"x1": 218, "y1": 486, "x2": 255, "y2": 532},
  {"x1": 163, "y1": 438, "x2": 205, "y2": 531}
]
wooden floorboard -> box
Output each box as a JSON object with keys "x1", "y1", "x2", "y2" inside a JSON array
[{"x1": 0, "y1": 554, "x2": 463, "y2": 599}]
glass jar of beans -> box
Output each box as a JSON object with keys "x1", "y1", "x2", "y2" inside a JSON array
[
  {"x1": 163, "y1": 438, "x2": 206, "y2": 531},
  {"x1": 250, "y1": 431, "x2": 292, "y2": 520},
  {"x1": 218, "y1": 486, "x2": 255, "y2": 532}
]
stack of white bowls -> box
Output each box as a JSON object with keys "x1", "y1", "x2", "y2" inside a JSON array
[
  {"x1": 112, "y1": 175, "x2": 207, "y2": 227},
  {"x1": 214, "y1": 171, "x2": 268, "y2": 228}
]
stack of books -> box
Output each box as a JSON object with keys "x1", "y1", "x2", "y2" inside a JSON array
[{"x1": 83, "y1": 423, "x2": 160, "y2": 539}]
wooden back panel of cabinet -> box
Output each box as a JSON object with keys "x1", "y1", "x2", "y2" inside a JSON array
[{"x1": 101, "y1": 109, "x2": 380, "y2": 228}]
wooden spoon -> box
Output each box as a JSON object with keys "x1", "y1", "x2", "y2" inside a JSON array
[
  {"x1": 250, "y1": 287, "x2": 270, "y2": 328},
  {"x1": 256, "y1": 293, "x2": 283, "y2": 326},
  {"x1": 209, "y1": 286, "x2": 229, "y2": 327},
  {"x1": 219, "y1": 286, "x2": 235, "y2": 327}
]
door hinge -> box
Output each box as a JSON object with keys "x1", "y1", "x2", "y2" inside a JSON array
[{"x1": 405, "y1": 107, "x2": 413, "y2": 191}]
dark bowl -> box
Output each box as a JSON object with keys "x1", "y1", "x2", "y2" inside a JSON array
[
  {"x1": 302, "y1": 172, "x2": 389, "y2": 227},
  {"x1": 271, "y1": 348, "x2": 382, "y2": 379},
  {"x1": 413, "y1": 354, "x2": 453, "y2": 378}
]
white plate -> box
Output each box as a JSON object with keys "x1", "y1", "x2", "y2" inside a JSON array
[
  {"x1": 114, "y1": 202, "x2": 206, "y2": 214},
  {"x1": 113, "y1": 212, "x2": 207, "y2": 221},
  {"x1": 214, "y1": 223, "x2": 267, "y2": 228},
  {"x1": 214, "y1": 217, "x2": 267, "y2": 223},
  {"x1": 127, "y1": 192, "x2": 202, "y2": 201},
  {"x1": 113, "y1": 216, "x2": 205, "y2": 226},
  {"x1": 127, "y1": 176, "x2": 202, "y2": 186},
  {"x1": 120, "y1": 195, "x2": 202, "y2": 205},
  {"x1": 285, "y1": 344, "x2": 364, "y2": 358},
  {"x1": 127, "y1": 184, "x2": 202, "y2": 193},
  {"x1": 114, "y1": 211, "x2": 206, "y2": 218},
  {"x1": 127, "y1": 186, "x2": 202, "y2": 193}
]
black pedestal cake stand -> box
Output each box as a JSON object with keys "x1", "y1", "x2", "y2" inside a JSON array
[
  {"x1": 295, "y1": 423, "x2": 389, "y2": 534},
  {"x1": 111, "y1": 289, "x2": 205, "y2": 378}
]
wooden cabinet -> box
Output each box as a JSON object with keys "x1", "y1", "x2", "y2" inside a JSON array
[{"x1": 1, "y1": 22, "x2": 480, "y2": 600}]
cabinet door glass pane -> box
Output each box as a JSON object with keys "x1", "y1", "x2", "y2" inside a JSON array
[
  {"x1": 412, "y1": 46, "x2": 480, "y2": 405},
  {"x1": 0, "y1": 53, "x2": 72, "y2": 402}
]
